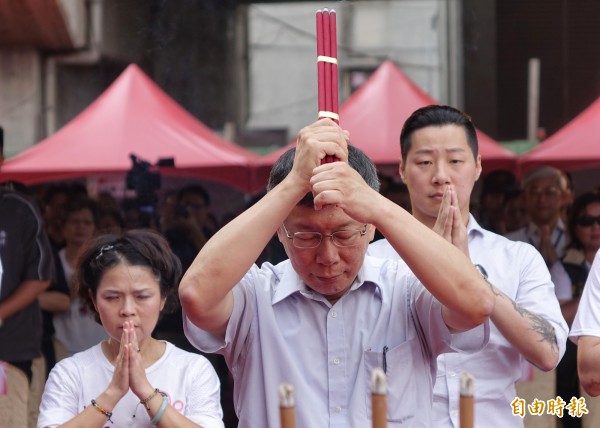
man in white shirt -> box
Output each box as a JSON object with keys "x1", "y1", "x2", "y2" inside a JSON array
[
  {"x1": 506, "y1": 166, "x2": 570, "y2": 266},
  {"x1": 570, "y1": 250, "x2": 600, "y2": 397},
  {"x1": 180, "y1": 118, "x2": 495, "y2": 427},
  {"x1": 369, "y1": 105, "x2": 568, "y2": 428}
]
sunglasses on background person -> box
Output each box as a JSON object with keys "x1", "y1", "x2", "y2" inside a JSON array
[{"x1": 575, "y1": 215, "x2": 600, "y2": 227}]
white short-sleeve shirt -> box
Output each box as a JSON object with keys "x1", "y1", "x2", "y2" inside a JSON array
[
  {"x1": 369, "y1": 215, "x2": 568, "y2": 428},
  {"x1": 184, "y1": 256, "x2": 489, "y2": 428},
  {"x1": 37, "y1": 342, "x2": 224, "y2": 428},
  {"x1": 570, "y1": 250, "x2": 600, "y2": 342}
]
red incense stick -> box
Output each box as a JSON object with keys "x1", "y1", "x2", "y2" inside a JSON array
[
  {"x1": 316, "y1": 8, "x2": 339, "y2": 163},
  {"x1": 323, "y1": 8, "x2": 332, "y2": 114},
  {"x1": 330, "y1": 9, "x2": 339, "y2": 116},
  {"x1": 316, "y1": 10, "x2": 325, "y2": 114}
]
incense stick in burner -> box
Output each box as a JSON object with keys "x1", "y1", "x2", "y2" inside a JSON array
[
  {"x1": 459, "y1": 371, "x2": 474, "y2": 428},
  {"x1": 279, "y1": 383, "x2": 297, "y2": 428},
  {"x1": 371, "y1": 368, "x2": 387, "y2": 428}
]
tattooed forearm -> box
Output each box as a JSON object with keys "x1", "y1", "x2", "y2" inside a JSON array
[
  {"x1": 486, "y1": 280, "x2": 502, "y2": 297},
  {"x1": 511, "y1": 300, "x2": 558, "y2": 354}
]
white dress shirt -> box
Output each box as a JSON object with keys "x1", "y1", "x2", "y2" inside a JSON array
[
  {"x1": 368, "y1": 215, "x2": 568, "y2": 428},
  {"x1": 184, "y1": 257, "x2": 490, "y2": 428},
  {"x1": 570, "y1": 250, "x2": 600, "y2": 343}
]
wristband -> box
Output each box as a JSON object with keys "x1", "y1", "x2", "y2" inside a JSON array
[
  {"x1": 150, "y1": 395, "x2": 168, "y2": 425},
  {"x1": 474, "y1": 264, "x2": 488, "y2": 280},
  {"x1": 91, "y1": 399, "x2": 113, "y2": 423}
]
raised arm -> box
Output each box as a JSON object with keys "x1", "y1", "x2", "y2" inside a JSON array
[
  {"x1": 572, "y1": 253, "x2": 600, "y2": 396},
  {"x1": 434, "y1": 189, "x2": 561, "y2": 370},
  {"x1": 310, "y1": 164, "x2": 494, "y2": 331},
  {"x1": 578, "y1": 336, "x2": 600, "y2": 396},
  {"x1": 179, "y1": 119, "x2": 349, "y2": 335}
]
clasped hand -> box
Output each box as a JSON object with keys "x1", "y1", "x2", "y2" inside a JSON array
[
  {"x1": 107, "y1": 320, "x2": 153, "y2": 400},
  {"x1": 295, "y1": 119, "x2": 380, "y2": 223},
  {"x1": 432, "y1": 185, "x2": 470, "y2": 257}
]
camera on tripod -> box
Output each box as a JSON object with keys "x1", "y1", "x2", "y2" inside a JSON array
[{"x1": 125, "y1": 154, "x2": 174, "y2": 214}]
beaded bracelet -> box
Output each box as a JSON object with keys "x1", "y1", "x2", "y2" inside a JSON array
[
  {"x1": 91, "y1": 399, "x2": 114, "y2": 423},
  {"x1": 150, "y1": 395, "x2": 168, "y2": 425},
  {"x1": 133, "y1": 388, "x2": 161, "y2": 418},
  {"x1": 141, "y1": 388, "x2": 160, "y2": 411}
]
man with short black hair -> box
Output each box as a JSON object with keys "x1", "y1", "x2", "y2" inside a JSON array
[
  {"x1": 369, "y1": 105, "x2": 568, "y2": 428},
  {"x1": 180, "y1": 119, "x2": 495, "y2": 427}
]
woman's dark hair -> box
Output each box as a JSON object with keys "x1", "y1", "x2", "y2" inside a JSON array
[
  {"x1": 568, "y1": 191, "x2": 600, "y2": 250},
  {"x1": 76, "y1": 229, "x2": 182, "y2": 323}
]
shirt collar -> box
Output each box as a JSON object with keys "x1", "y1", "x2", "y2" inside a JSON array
[
  {"x1": 467, "y1": 213, "x2": 485, "y2": 240},
  {"x1": 271, "y1": 259, "x2": 380, "y2": 305}
]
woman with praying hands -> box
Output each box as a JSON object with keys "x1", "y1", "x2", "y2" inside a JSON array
[{"x1": 37, "y1": 230, "x2": 224, "y2": 428}]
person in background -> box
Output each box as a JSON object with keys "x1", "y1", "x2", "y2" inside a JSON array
[
  {"x1": 97, "y1": 207, "x2": 125, "y2": 235},
  {"x1": 40, "y1": 184, "x2": 71, "y2": 251},
  {"x1": 158, "y1": 185, "x2": 233, "y2": 425},
  {"x1": 570, "y1": 251, "x2": 600, "y2": 397},
  {"x1": 506, "y1": 166, "x2": 570, "y2": 267},
  {"x1": 477, "y1": 169, "x2": 518, "y2": 234},
  {"x1": 51, "y1": 197, "x2": 108, "y2": 357},
  {"x1": 560, "y1": 170, "x2": 575, "y2": 223},
  {"x1": 38, "y1": 260, "x2": 70, "y2": 377},
  {"x1": 157, "y1": 184, "x2": 215, "y2": 348},
  {"x1": 37, "y1": 229, "x2": 224, "y2": 428},
  {"x1": 368, "y1": 105, "x2": 567, "y2": 428},
  {"x1": 162, "y1": 185, "x2": 214, "y2": 272},
  {"x1": 180, "y1": 118, "x2": 494, "y2": 427},
  {"x1": 0, "y1": 132, "x2": 54, "y2": 427},
  {"x1": 502, "y1": 188, "x2": 529, "y2": 234},
  {"x1": 550, "y1": 191, "x2": 600, "y2": 427}
]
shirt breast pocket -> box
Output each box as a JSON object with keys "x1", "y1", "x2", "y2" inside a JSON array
[{"x1": 364, "y1": 338, "x2": 420, "y2": 425}]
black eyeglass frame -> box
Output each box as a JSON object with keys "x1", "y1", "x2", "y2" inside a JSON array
[{"x1": 281, "y1": 223, "x2": 369, "y2": 248}]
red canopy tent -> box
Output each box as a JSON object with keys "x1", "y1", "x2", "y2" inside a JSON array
[
  {"x1": 519, "y1": 96, "x2": 600, "y2": 174},
  {"x1": 255, "y1": 60, "x2": 516, "y2": 184},
  {"x1": 1, "y1": 64, "x2": 263, "y2": 194}
]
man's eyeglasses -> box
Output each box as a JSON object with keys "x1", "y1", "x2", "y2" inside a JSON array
[
  {"x1": 575, "y1": 215, "x2": 600, "y2": 227},
  {"x1": 281, "y1": 223, "x2": 368, "y2": 248}
]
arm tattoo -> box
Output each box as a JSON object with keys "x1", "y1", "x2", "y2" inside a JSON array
[
  {"x1": 486, "y1": 279, "x2": 501, "y2": 297},
  {"x1": 511, "y1": 300, "x2": 558, "y2": 354},
  {"x1": 489, "y1": 281, "x2": 558, "y2": 355}
]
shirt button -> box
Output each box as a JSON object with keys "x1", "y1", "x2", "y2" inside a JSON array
[
  {"x1": 335, "y1": 406, "x2": 342, "y2": 413},
  {"x1": 452, "y1": 410, "x2": 458, "y2": 418},
  {"x1": 333, "y1": 358, "x2": 340, "y2": 365},
  {"x1": 331, "y1": 311, "x2": 337, "y2": 318},
  {"x1": 449, "y1": 371, "x2": 456, "y2": 377}
]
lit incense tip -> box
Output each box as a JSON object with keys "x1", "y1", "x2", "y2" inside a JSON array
[
  {"x1": 460, "y1": 371, "x2": 474, "y2": 397},
  {"x1": 371, "y1": 367, "x2": 387, "y2": 395},
  {"x1": 279, "y1": 383, "x2": 295, "y2": 408}
]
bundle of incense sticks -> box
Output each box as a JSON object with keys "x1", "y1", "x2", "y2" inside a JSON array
[
  {"x1": 316, "y1": 8, "x2": 339, "y2": 164},
  {"x1": 371, "y1": 368, "x2": 387, "y2": 428},
  {"x1": 459, "y1": 371, "x2": 474, "y2": 428},
  {"x1": 279, "y1": 383, "x2": 297, "y2": 428},
  {"x1": 316, "y1": 8, "x2": 339, "y2": 123}
]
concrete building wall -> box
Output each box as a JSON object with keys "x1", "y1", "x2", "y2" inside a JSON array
[
  {"x1": 0, "y1": 50, "x2": 42, "y2": 157},
  {"x1": 245, "y1": 0, "x2": 458, "y2": 139}
]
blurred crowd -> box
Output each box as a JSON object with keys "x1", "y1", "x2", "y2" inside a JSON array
[{"x1": 2, "y1": 159, "x2": 600, "y2": 428}]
